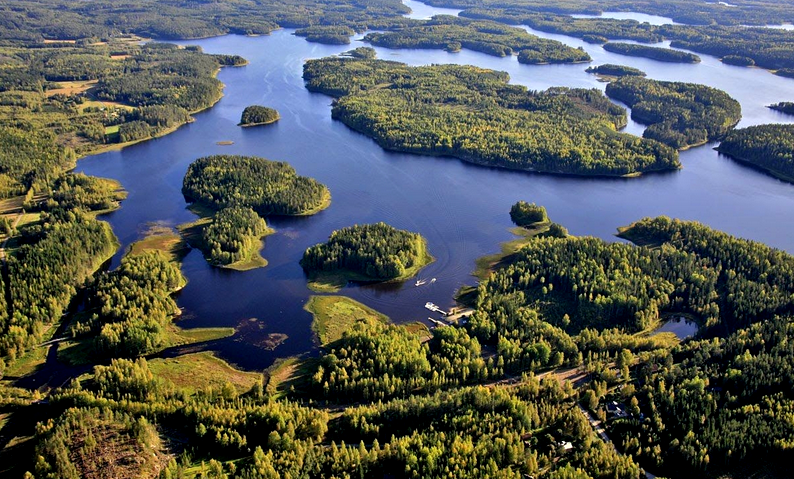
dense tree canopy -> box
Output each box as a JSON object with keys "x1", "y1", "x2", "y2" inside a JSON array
[
  {"x1": 1, "y1": 215, "x2": 117, "y2": 360},
  {"x1": 364, "y1": 15, "x2": 591, "y2": 64},
  {"x1": 301, "y1": 222, "x2": 430, "y2": 281},
  {"x1": 182, "y1": 155, "x2": 330, "y2": 216},
  {"x1": 304, "y1": 57, "x2": 680, "y2": 176},
  {"x1": 239, "y1": 105, "x2": 280, "y2": 127},
  {"x1": 200, "y1": 206, "x2": 271, "y2": 267},
  {"x1": 602, "y1": 42, "x2": 700, "y2": 63},
  {"x1": 605, "y1": 77, "x2": 741, "y2": 149},
  {"x1": 510, "y1": 201, "x2": 549, "y2": 226},
  {"x1": 585, "y1": 64, "x2": 646, "y2": 77},
  {"x1": 768, "y1": 102, "x2": 794, "y2": 116},
  {"x1": 67, "y1": 251, "x2": 186, "y2": 358},
  {"x1": 717, "y1": 123, "x2": 794, "y2": 182},
  {"x1": 0, "y1": 0, "x2": 410, "y2": 42}
]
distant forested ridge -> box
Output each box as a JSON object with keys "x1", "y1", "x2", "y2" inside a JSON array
[
  {"x1": 602, "y1": 42, "x2": 700, "y2": 63},
  {"x1": 421, "y1": 0, "x2": 794, "y2": 27},
  {"x1": 605, "y1": 77, "x2": 741, "y2": 149},
  {"x1": 363, "y1": 15, "x2": 591, "y2": 64},
  {"x1": 304, "y1": 57, "x2": 679, "y2": 176},
  {"x1": 301, "y1": 222, "x2": 431, "y2": 281},
  {"x1": 453, "y1": 5, "x2": 794, "y2": 72},
  {"x1": 182, "y1": 155, "x2": 330, "y2": 216},
  {"x1": 717, "y1": 124, "x2": 794, "y2": 182},
  {"x1": 0, "y1": 0, "x2": 410, "y2": 42}
]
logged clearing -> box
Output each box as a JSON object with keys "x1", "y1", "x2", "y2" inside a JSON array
[{"x1": 46, "y1": 79, "x2": 98, "y2": 97}]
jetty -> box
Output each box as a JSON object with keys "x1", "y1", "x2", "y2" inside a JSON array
[{"x1": 424, "y1": 302, "x2": 448, "y2": 315}]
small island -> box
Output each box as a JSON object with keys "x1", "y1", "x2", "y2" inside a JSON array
[
  {"x1": 300, "y1": 222, "x2": 433, "y2": 292},
  {"x1": 294, "y1": 25, "x2": 356, "y2": 45},
  {"x1": 182, "y1": 154, "x2": 330, "y2": 216},
  {"x1": 585, "y1": 64, "x2": 646, "y2": 78},
  {"x1": 341, "y1": 46, "x2": 377, "y2": 59},
  {"x1": 181, "y1": 154, "x2": 329, "y2": 270},
  {"x1": 768, "y1": 102, "x2": 794, "y2": 116},
  {"x1": 603, "y1": 42, "x2": 701, "y2": 63},
  {"x1": 510, "y1": 201, "x2": 548, "y2": 227},
  {"x1": 721, "y1": 55, "x2": 755, "y2": 67},
  {"x1": 180, "y1": 206, "x2": 274, "y2": 271},
  {"x1": 239, "y1": 105, "x2": 280, "y2": 127},
  {"x1": 717, "y1": 124, "x2": 794, "y2": 183},
  {"x1": 605, "y1": 77, "x2": 741, "y2": 149}
]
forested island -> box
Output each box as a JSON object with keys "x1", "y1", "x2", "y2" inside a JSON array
[
  {"x1": 585, "y1": 64, "x2": 646, "y2": 78},
  {"x1": 455, "y1": 4, "x2": 794, "y2": 72},
  {"x1": 180, "y1": 206, "x2": 274, "y2": 270},
  {"x1": 509, "y1": 201, "x2": 548, "y2": 226},
  {"x1": 717, "y1": 124, "x2": 794, "y2": 183},
  {"x1": 769, "y1": 102, "x2": 794, "y2": 116},
  {"x1": 363, "y1": 15, "x2": 591, "y2": 64},
  {"x1": 239, "y1": 105, "x2": 280, "y2": 127},
  {"x1": 182, "y1": 155, "x2": 330, "y2": 216},
  {"x1": 180, "y1": 155, "x2": 328, "y2": 269},
  {"x1": 602, "y1": 42, "x2": 701, "y2": 63},
  {"x1": 605, "y1": 77, "x2": 742, "y2": 149},
  {"x1": 304, "y1": 56, "x2": 680, "y2": 176},
  {"x1": 295, "y1": 25, "x2": 358, "y2": 44},
  {"x1": 301, "y1": 222, "x2": 432, "y2": 291}
]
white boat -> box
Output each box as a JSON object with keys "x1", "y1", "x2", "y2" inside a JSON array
[
  {"x1": 430, "y1": 278, "x2": 437, "y2": 284},
  {"x1": 415, "y1": 279, "x2": 427, "y2": 286}
]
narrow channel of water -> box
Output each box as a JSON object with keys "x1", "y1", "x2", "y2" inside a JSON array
[{"x1": 74, "y1": 1, "x2": 794, "y2": 370}]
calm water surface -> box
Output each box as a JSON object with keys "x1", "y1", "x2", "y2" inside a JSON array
[{"x1": 75, "y1": 0, "x2": 794, "y2": 370}]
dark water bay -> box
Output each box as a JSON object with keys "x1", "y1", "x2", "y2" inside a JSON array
[{"x1": 75, "y1": 0, "x2": 794, "y2": 370}]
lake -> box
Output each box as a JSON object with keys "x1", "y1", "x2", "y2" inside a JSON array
[{"x1": 75, "y1": 0, "x2": 794, "y2": 370}]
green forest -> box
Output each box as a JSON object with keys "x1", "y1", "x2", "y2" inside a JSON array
[
  {"x1": 301, "y1": 222, "x2": 432, "y2": 284},
  {"x1": 239, "y1": 106, "x2": 280, "y2": 127},
  {"x1": 509, "y1": 201, "x2": 549, "y2": 227},
  {"x1": 585, "y1": 64, "x2": 646, "y2": 77},
  {"x1": 602, "y1": 42, "x2": 700, "y2": 63},
  {"x1": 717, "y1": 124, "x2": 794, "y2": 183},
  {"x1": 69, "y1": 250, "x2": 186, "y2": 358},
  {"x1": 182, "y1": 155, "x2": 330, "y2": 217},
  {"x1": 2, "y1": 0, "x2": 794, "y2": 477},
  {"x1": 304, "y1": 56, "x2": 680, "y2": 176},
  {"x1": 768, "y1": 102, "x2": 794, "y2": 116},
  {"x1": 192, "y1": 206, "x2": 273, "y2": 269},
  {"x1": 455, "y1": 6, "x2": 794, "y2": 72},
  {"x1": 363, "y1": 15, "x2": 591, "y2": 64},
  {"x1": 605, "y1": 77, "x2": 742, "y2": 149},
  {"x1": 8, "y1": 212, "x2": 794, "y2": 478},
  {"x1": 0, "y1": 41, "x2": 241, "y2": 198}
]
